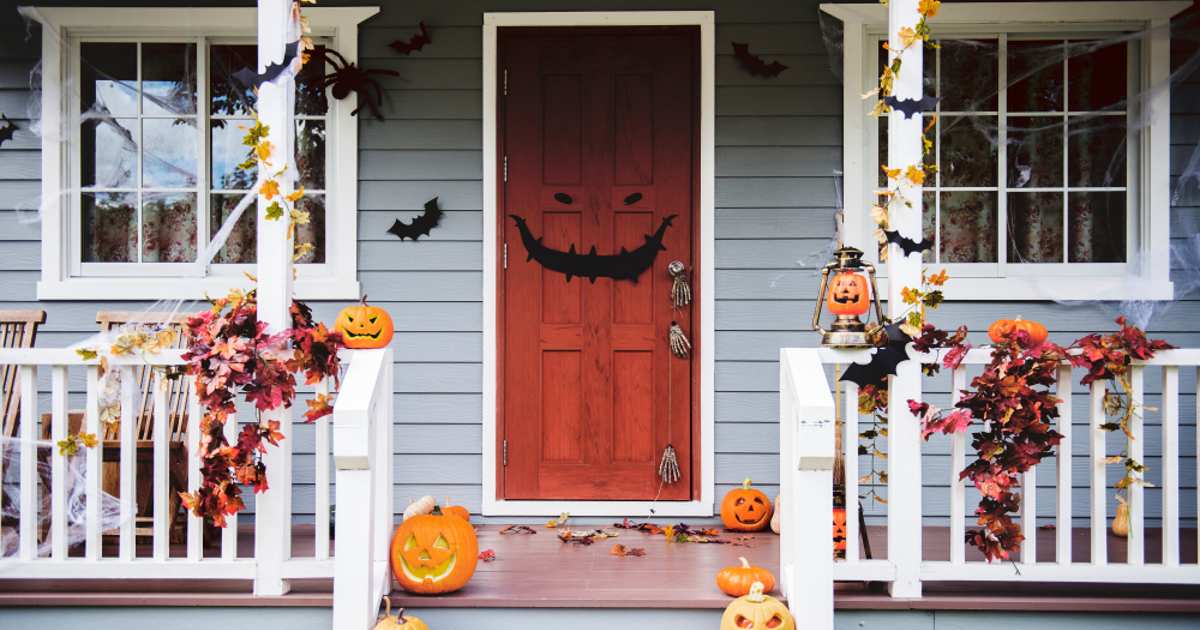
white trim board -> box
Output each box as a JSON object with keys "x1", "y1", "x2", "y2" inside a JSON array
[{"x1": 480, "y1": 11, "x2": 716, "y2": 517}]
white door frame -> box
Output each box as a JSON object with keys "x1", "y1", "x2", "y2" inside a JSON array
[{"x1": 481, "y1": 11, "x2": 716, "y2": 517}]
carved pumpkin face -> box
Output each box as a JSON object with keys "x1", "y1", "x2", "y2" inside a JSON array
[
  {"x1": 720, "y1": 478, "x2": 773, "y2": 532},
  {"x1": 832, "y1": 507, "x2": 848, "y2": 555},
  {"x1": 336, "y1": 297, "x2": 394, "y2": 349},
  {"x1": 390, "y1": 511, "x2": 478, "y2": 594},
  {"x1": 826, "y1": 271, "x2": 870, "y2": 316},
  {"x1": 719, "y1": 582, "x2": 796, "y2": 630}
]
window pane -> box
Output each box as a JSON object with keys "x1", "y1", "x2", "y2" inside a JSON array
[
  {"x1": 1068, "y1": 191, "x2": 1125, "y2": 262},
  {"x1": 82, "y1": 192, "x2": 137, "y2": 262},
  {"x1": 211, "y1": 119, "x2": 256, "y2": 190},
  {"x1": 941, "y1": 39, "x2": 998, "y2": 111},
  {"x1": 939, "y1": 191, "x2": 997, "y2": 262},
  {"x1": 142, "y1": 192, "x2": 197, "y2": 262},
  {"x1": 923, "y1": 190, "x2": 935, "y2": 264},
  {"x1": 296, "y1": 45, "x2": 330, "y2": 116},
  {"x1": 1068, "y1": 117, "x2": 1126, "y2": 187},
  {"x1": 296, "y1": 119, "x2": 326, "y2": 190},
  {"x1": 1068, "y1": 41, "x2": 1127, "y2": 111},
  {"x1": 81, "y1": 43, "x2": 137, "y2": 117},
  {"x1": 294, "y1": 195, "x2": 327, "y2": 263},
  {"x1": 143, "y1": 118, "x2": 197, "y2": 188},
  {"x1": 1007, "y1": 116, "x2": 1063, "y2": 188},
  {"x1": 143, "y1": 43, "x2": 197, "y2": 115},
  {"x1": 81, "y1": 117, "x2": 138, "y2": 188},
  {"x1": 210, "y1": 44, "x2": 257, "y2": 117},
  {"x1": 209, "y1": 194, "x2": 257, "y2": 263},
  {"x1": 1007, "y1": 192, "x2": 1063, "y2": 263},
  {"x1": 1008, "y1": 40, "x2": 1064, "y2": 112},
  {"x1": 940, "y1": 116, "x2": 997, "y2": 187}
]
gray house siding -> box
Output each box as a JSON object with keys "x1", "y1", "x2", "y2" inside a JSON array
[{"x1": 0, "y1": 0, "x2": 1197, "y2": 528}]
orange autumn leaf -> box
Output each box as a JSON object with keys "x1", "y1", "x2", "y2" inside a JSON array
[
  {"x1": 880, "y1": 165, "x2": 901, "y2": 180},
  {"x1": 255, "y1": 140, "x2": 274, "y2": 163},
  {"x1": 904, "y1": 165, "x2": 926, "y2": 185},
  {"x1": 927, "y1": 269, "x2": 950, "y2": 286},
  {"x1": 260, "y1": 179, "x2": 280, "y2": 200},
  {"x1": 919, "y1": 0, "x2": 941, "y2": 18},
  {"x1": 286, "y1": 186, "x2": 305, "y2": 202}
]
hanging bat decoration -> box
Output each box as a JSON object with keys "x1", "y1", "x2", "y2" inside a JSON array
[
  {"x1": 839, "y1": 323, "x2": 912, "y2": 390},
  {"x1": 882, "y1": 95, "x2": 939, "y2": 119},
  {"x1": 0, "y1": 114, "x2": 16, "y2": 148},
  {"x1": 233, "y1": 40, "x2": 301, "y2": 89},
  {"x1": 387, "y1": 197, "x2": 443, "y2": 241},
  {"x1": 390, "y1": 21, "x2": 432, "y2": 55},
  {"x1": 554, "y1": 192, "x2": 573, "y2": 205},
  {"x1": 509, "y1": 213, "x2": 675, "y2": 283},
  {"x1": 883, "y1": 229, "x2": 934, "y2": 257},
  {"x1": 309, "y1": 47, "x2": 398, "y2": 120},
  {"x1": 668, "y1": 321, "x2": 692, "y2": 358},
  {"x1": 731, "y1": 42, "x2": 789, "y2": 78},
  {"x1": 623, "y1": 192, "x2": 643, "y2": 206}
]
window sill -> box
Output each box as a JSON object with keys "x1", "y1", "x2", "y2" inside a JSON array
[
  {"x1": 37, "y1": 274, "x2": 361, "y2": 302},
  {"x1": 876, "y1": 276, "x2": 1175, "y2": 301}
]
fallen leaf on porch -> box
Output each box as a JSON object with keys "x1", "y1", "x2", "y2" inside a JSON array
[
  {"x1": 610, "y1": 544, "x2": 646, "y2": 557},
  {"x1": 558, "y1": 529, "x2": 617, "y2": 545},
  {"x1": 499, "y1": 524, "x2": 537, "y2": 535},
  {"x1": 478, "y1": 549, "x2": 496, "y2": 562},
  {"x1": 546, "y1": 512, "x2": 570, "y2": 528}
]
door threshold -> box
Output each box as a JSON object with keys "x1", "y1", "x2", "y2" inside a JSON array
[{"x1": 483, "y1": 499, "x2": 713, "y2": 518}]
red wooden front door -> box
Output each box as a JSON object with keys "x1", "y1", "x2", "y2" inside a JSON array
[{"x1": 498, "y1": 27, "x2": 699, "y2": 501}]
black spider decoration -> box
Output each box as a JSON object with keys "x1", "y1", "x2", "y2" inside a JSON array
[{"x1": 311, "y1": 48, "x2": 398, "y2": 121}]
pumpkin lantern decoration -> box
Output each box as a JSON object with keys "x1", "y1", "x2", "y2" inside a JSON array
[
  {"x1": 716, "y1": 557, "x2": 777, "y2": 597},
  {"x1": 832, "y1": 507, "x2": 848, "y2": 558},
  {"x1": 812, "y1": 246, "x2": 884, "y2": 348},
  {"x1": 987, "y1": 316, "x2": 1048, "y2": 347},
  {"x1": 719, "y1": 581, "x2": 796, "y2": 630},
  {"x1": 390, "y1": 504, "x2": 479, "y2": 595},
  {"x1": 336, "y1": 296, "x2": 395, "y2": 349},
  {"x1": 720, "y1": 478, "x2": 773, "y2": 532}
]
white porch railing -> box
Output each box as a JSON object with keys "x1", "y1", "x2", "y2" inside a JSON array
[{"x1": 781, "y1": 346, "x2": 1200, "y2": 630}]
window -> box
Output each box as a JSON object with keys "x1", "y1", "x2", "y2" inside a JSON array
[
  {"x1": 823, "y1": 2, "x2": 1184, "y2": 300},
  {"x1": 26, "y1": 7, "x2": 377, "y2": 299}
]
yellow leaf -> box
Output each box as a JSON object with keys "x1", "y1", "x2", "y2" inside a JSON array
[
  {"x1": 861, "y1": 87, "x2": 880, "y2": 100},
  {"x1": 1104, "y1": 455, "x2": 1123, "y2": 465},
  {"x1": 881, "y1": 165, "x2": 901, "y2": 180},
  {"x1": 898, "y1": 26, "x2": 919, "y2": 49},
  {"x1": 260, "y1": 179, "x2": 280, "y2": 200},
  {"x1": 918, "y1": 0, "x2": 941, "y2": 18},
  {"x1": 75, "y1": 347, "x2": 99, "y2": 361},
  {"x1": 904, "y1": 165, "x2": 926, "y2": 185},
  {"x1": 901, "y1": 286, "x2": 920, "y2": 305},
  {"x1": 255, "y1": 140, "x2": 274, "y2": 163},
  {"x1": 285, "y1": 186, "x2": 305, "y2": 202}
]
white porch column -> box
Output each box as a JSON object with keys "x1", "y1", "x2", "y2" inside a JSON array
[
  {"x1": 885, "y1": 0, "x2": 924, "y2": 599},
  {"x1": 254, "y1": 0, "x2": 296, "y2": 597}
]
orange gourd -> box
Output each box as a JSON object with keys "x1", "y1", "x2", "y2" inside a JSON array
[
  {"x1": 716, "y1": 557, "x2": 776, "y2": 597},
  {"x1": 826, "y1": 271, "x2": 870, "y2": 316},
  {"x1": 442, "y1": 505, "x2": 470, "y2": 523},
  {"x1": 720, "y1": 478, "x2": 773, "y2": 532},
  {"x1": 336, "y1": 296, "x2": 394, "y2": 349},
  {"x1": 373, "y1": 597, "x2": 430, "y2": 630},
  {"x1": 390, "y1": 507, "x2": 478, "y2": 594},
  {"x1": 987, "y1": 317, "x2": 1048, "y2": 347}
]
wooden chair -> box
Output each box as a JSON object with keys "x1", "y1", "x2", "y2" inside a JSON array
[{"x1": 0, "y1": 310, "x2": 47, "y2": 534}]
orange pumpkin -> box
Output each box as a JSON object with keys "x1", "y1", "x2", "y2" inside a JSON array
[
  {"x1": 442, "y1": 505, "x2": 470, "y2": 523},
  {"x1": 720, "y1": 478, "x2": 773, "y2": 532},
  {"x1": 390, "y1": 507, "x2": 478, "y2": 594},
  {"x1": 987, "y1": 316, "x2": 1048, "y2": 347},
  {"x1": 336, "y1": 296, "x2": 394, "y2": 349},
  {"x1": 826, "y1": 271, "x2": 870, "y2": 316},
  {"x1": 832, "y1": 507, "x2": 848, "y2": 557},
  {"x1": 716, "y1": 556, "x2": 776, "y2": 597}
]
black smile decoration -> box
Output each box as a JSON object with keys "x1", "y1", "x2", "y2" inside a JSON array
[{"x1": 509, "y1": 214, "x2": 675, "y2": 283}]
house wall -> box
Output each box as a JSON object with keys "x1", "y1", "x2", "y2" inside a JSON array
[{"x1": 0, "y1": 0, "x2": 1197, "y2": 526}]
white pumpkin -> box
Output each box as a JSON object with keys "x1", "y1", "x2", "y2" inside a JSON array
[
  {"x1": 402, "y1": 495, "x2": 436, "y2": 521},
  {"x1": 769, "y1": 495, "x2": 781, "y2": 534}
]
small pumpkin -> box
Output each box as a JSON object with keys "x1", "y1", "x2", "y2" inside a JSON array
[
  {"x1": 720, "y1": 478, "x2": 773, "y2": 532},
  {"x1": 403, "y1": 495, "x2": 436, "y2": 522},
  {"x1": 769, "y1": 495, "x2": 781, "y2": 534},
  {"x1": 442, "y1": 505, "x2": 470, "y2": 523},
  {"x1": 1112, "y1": 496, "x2": 1129, "y2": 538},
  {"x1": 987, "y1": 316, "x2": 1048, "y2": 347},
  {"x1": 716, "y1": 556, "x2": 776, "y2": 597},
  {"x1": 336, "y1": 296, "x2": 394, "y2": 349},
  {"x1": 719, "y1": 581, "x2": 795, "y2": 630},
  {"x1": 390, "y1": 506, "x2": 479, "y2": 594},
  {"x1": 374, "y1": 597, "x2": 429, "y2": 630},
  {"x1": 833, "y1": 507, "x2": 848, "y2": 557},
  {"x1": 826, "y1": 271, "x2": 870, "y2": 316}
]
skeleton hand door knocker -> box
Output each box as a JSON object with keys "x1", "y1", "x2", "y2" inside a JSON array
[
  {"x1": 667, "y1": 260, "x2": 692, "y2": 308},
  {"x1": 668, "y1": 321, "x2": 692, "y2": 358}
]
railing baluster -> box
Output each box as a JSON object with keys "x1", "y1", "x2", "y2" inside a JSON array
[
  {"x1": 1161, "y1": 366, "x2": 1179, "y2": 567},
  {"x1": 18, "y1": 366, "x2": 36, "y2": 560},
  {"x1": 1022, "y1": 460, "x2": 1037, "y2": 565},
  {"x1": 222, "y1": 413, "x2": 239, "y2": 560},
  {"x1": 315, "y1": 378, "x2": 331, "y2": 561},
  {"x1": 1128, "y1": 366, "x2": 1144, "y2": 565},
  {"x1": 85, "y1": 366, "x2": 102, "y2": 559},
  {"x1": 843, "y1": 381, "x2": 859, "y2": 563},
  {"x1": 186, "y1": 376, "x2": 202, "y2": 561},
  {"x1": 118, "y1": 366, "x2": 136, "y2": 560},
  {"x1": 1089, "y1": 382, "x2": 1106, "y2": 565},
  {"x1": 152, "y1": 368, "x2": 169, "y2": 560},
  {"x1": 1055, "y1": 364, "x2": 1072, "y2": 565},
  {"x1": 949, "y1": 367, "x2": 966, "y2": 566},
  {"x1": 50, "y1": 366, "x2": 68, "y2": 560}
]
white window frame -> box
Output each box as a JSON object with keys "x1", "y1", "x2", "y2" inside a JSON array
[
  {"x1": 20, "y1": 6, "x2": 378, "y2": 300},
  {"x1": 821, "y1": 1, "x2": 1189, "y2": 301}
]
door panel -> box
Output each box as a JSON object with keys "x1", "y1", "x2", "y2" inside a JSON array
[{"x1": 499, "y1": 27, "x2": 698, "y2": 501}]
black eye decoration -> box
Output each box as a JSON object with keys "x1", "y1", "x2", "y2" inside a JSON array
[
  {"x1": 554, "y1": 192, "x2": 573, "y2": 205},
  {"x1": 623, "y1": 192, "x2": 643, "y2": 206}
]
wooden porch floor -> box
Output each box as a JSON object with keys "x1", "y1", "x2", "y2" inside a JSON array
[{"x1": 2, "y1": 524, "x2": 1199, "y2": 613}]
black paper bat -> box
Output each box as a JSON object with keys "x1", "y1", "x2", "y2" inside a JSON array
[
  {"x1": 0, "y1": 114, "x2": 16, "y2": 148},
  {"x1": 390, "y1": 22, "x2": 432, "y2": 55},
  {"x1": 731, "y1": 42, "x2": 788, "y2": 78},
  {"x1": 623, "y1": 192, "x2": 643, "y2": 206},
  {"x1": 387, "y1": 197, "x2": 444, "y2": 241},
  {"x1": 509, "y1": 213, "x2": 675, "y2": 283},
  {"x1": 882, "y1": 95, "x2": 938, "y2": 119},
  {"x1": 883, "y1": 229, "x2": 934, "y2": 257},
  {"x1": 232, "y1": 40, "x2": 301, "y2": 89},
  {"x1": 554, "y1": 192, "x2": 573, "y2": 205},
  {"x1": 839, "y1": 323, "x2": 912, "y2": 390}
]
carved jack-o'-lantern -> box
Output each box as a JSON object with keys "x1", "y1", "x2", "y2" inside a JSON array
[
  {"x1": 812, "y1": 246, "x2": 883, "y2": 348},
  {"x1": 720, "y1": 478, "x2": 773, "y2": 532},
  {"x1": 832, "y1": 507, "x2": 848, "y2": 557},
  {"x1": 390, "y1": 508, "x2": 478, "y2": 594},
  {"x1": 335, "y1": 296, "x2": 394, "y2": 349},
  {"x1": 719, "y1": 582, "x2": 796, "y2": 630},
  {"x1": 826, "y1": 271, "x2": 870, "y2": 316}
]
